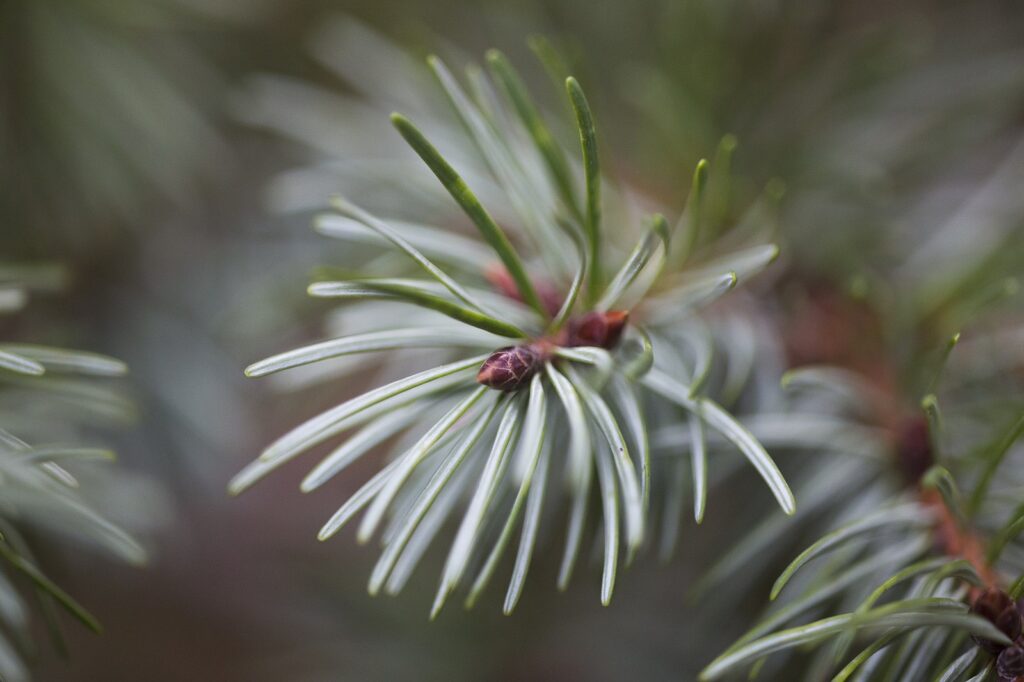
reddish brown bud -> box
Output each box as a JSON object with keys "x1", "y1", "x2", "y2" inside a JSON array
[
  {"x1": 895, "y1": 415, "x2": 933, "y2": 485},
  {"x1": 567, "y1": 311, "x2": 629, "y2": 350},
  {"x1": 972, "y1": 588, "x2": 1021, "y2": 654},
  {"x1": 998, "y1": 646, "x2": 1024, "y2": 680},
  {"x1": 477, "y1": 345, "x2": 541, "y2": 392},
  {"x1": 485, "y1": 264, "x2": 563, "y2": 317}
]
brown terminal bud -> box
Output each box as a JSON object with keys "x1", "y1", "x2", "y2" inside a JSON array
[
  {"x1": 999, "y1": 606, "x2": 1024, "y2": 643},
  {"x1": 972, "y1": 588, "x2": 1021, "y2": 654},
  {"x1": 567, "y1": 310, "x2": 629, "y2": 350},
  {"x1": 477, "y1": 345, "x2": 541, "y2": 392},
  {"x1": 997, "y1": 646, "x2": 1024, "y2": 681},
  {"x1": 485, "y1": 264, "x2": 563, "y2": 317},
  {"x1": 895, "y1": 415, "x2": 933, "y2": 486}
]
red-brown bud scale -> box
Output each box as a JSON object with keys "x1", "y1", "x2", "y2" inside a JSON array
[
  {"x1": 998, "y1": 646, "x2": 1024, "y2": 681},
  {"x1": 485, "y1": 264, "x2": 563, "y2": 317},
  {"x1": 567, "y1": 310, "x2": 629, "y2": 350},
  {"x1": 476, "y1": 345, "x2": 541, "y2": 392},
  {"x1": 972, "y1": 588, "x2": 1023, "y2": 656}
]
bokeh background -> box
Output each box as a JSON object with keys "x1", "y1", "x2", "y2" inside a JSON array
[{"x1": 3, "y1": 0, "x2": 1023, "y2": 679}]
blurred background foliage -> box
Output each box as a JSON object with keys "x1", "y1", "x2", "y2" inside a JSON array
[{"x1": 1, "y1": 0, "x2": 1022, "y2": 679}]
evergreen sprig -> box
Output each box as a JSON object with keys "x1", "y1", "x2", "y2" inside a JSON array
[
  {"x1": 0, "y1": 264, "x2": 145, "y2": 681},
  {"x1": 697, "y1": 285, "x2": 1024, "y2": 679},
  {"x1": 233, "y1": 48, "x2": 791, "y2": 615}
]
